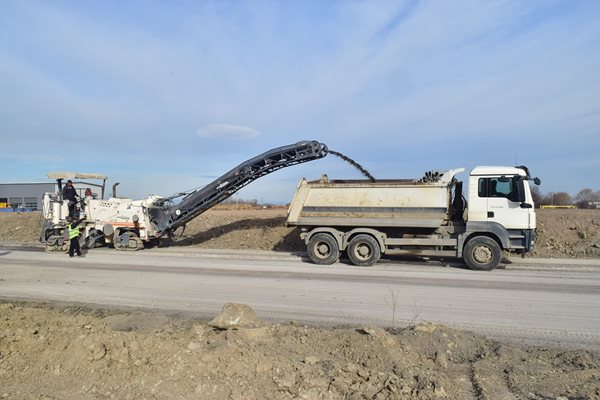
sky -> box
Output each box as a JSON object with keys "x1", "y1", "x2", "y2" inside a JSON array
[{"x1": 1, "y1": 0, "x2": 599, "y2": 203}]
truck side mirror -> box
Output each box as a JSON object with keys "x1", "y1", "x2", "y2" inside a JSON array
[{"x1": 533, "y1": 177, "x2": 541, "y2": 185}]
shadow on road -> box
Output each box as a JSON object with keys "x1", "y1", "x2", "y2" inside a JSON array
[{"x1": 338, "y1": 255, "x2": 471, "y2": 270}]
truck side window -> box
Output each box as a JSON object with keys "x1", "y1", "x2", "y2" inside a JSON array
[{"x1": 478, "y1": 177, "x2": 518, "y2": 202}]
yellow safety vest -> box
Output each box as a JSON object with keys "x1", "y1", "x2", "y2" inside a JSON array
[{"x1": 68, "y1": 224, "x2": 79, "y2": 240}]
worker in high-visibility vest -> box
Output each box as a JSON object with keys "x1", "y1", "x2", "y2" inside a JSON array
[{"x1": 67, "y1": 216, "x2": 85, "y2": 257}]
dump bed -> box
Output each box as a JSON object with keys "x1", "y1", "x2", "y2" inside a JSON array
[{"x1": 287, "y1": 169, "x2": 463, "y2": 229}]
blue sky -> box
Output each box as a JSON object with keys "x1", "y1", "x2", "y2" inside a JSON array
[{"x1": 1, "y1": 0, "x2": 599, "y2": 202}]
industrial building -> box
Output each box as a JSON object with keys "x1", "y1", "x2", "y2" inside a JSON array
[
  {"x1": 0, "y1": 182, "x2": 57, "y2": 211},
  {"x1": 0, "y1": 177, "x2": 101, "y2": 212}
]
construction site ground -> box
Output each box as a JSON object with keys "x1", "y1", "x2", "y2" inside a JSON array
[{"x1": 1, "y1": 208, "x2": 599, "y2": 399}]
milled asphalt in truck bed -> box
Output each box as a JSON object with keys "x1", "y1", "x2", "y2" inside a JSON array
[{"x1": 1, "y1": 246, "x2": 599, "y2": 351}]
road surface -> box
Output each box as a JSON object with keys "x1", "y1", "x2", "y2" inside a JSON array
[{"x1": 1, "y1": 247, "x2": 599, "y2": 351}]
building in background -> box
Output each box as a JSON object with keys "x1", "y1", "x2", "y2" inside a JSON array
[
  {"x1": 0, "y1": 181, "x2": 97, "y2": 212},
  {"x1": 0, "y1": 182, "x2": 57, "y2": 211}
]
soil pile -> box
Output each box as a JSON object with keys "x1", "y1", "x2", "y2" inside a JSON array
[
  {"x1": 0, "y1": 212, "x2": 45, "y2": 243},
  {"x1": 1, "y1": 302, "x2": 598, "y2": 400},
  {"x1": 171, "y1": 209, "x2": 304, "y2": 251},
  {"x1": 532, "y1": 209, "x2": 600, "y2": 258},
  {"x1": 2, "y1": 209, "x2": 600, "y2": 258}
]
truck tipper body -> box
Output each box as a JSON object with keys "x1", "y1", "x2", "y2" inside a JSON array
[{"x1": 287, "y1": 166, "x2": 540, "y2": 270}]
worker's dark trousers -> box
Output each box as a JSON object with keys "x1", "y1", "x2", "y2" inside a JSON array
[
  {"x1": 68, "y1": 202, "x2": 76, "y2": 218},
  {"x1": 69, "y1": 237, "x2": 81, "y2": 257}
]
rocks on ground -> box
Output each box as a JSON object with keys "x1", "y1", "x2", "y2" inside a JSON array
[
  {"x1": 208, "y1": 302, "x2": 263, "y2": 330},
  {"x1": 0, "y1": 302, "x2": 599, "y2": 400}
]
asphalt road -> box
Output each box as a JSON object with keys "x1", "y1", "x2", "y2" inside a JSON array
[{"x1": 1, "y1": 247, "x2": 599, "y2": 351}]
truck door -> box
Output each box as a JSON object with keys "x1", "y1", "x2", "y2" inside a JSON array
[{"x1": 478, "y1": 176, "x2": 531, "y2": 230}]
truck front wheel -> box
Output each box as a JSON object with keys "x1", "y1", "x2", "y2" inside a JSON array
[
  {"x1": 347, "y1": 234, "x2": 381, "y2": 267},
  {"x1": 463, "y1": 236, "x2": 502, "y2": 271},
  {"x1": 307, "y1": 233, "x2": 340, "y2": 265}
]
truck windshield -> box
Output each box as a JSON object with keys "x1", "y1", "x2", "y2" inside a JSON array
[{"x1": 478, "y1": 177, "x2": 519, "y2": 202}]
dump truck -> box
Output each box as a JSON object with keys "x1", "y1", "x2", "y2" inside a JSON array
[
  {"x1": 41, "y1": 141, "x2": 328, "y2": 252},
  {"x1": 287, "y1": 166, "x2": 541, "y2": 270}
]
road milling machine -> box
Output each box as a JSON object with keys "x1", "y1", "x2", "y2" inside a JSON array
[{"x1": 41, "y1": 141, "x2": 328, "y2": 252}]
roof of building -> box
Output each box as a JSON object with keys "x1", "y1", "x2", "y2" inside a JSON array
[{"x1": 0, "y1": 182, "x2": 57, "y2": 186}]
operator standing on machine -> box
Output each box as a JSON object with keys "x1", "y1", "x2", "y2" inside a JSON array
[{"x1": 62, "y1": 180, "x2": 79, "y2": 218}]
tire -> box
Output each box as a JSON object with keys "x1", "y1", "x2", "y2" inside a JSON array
[
  {"x1": 307, "y1": 233, "x2": 340, "y2": 265},
  {"x1": 463, "y1": 236, "x2": 502, "y2": 271},
  {"x1": 347, "y1": 234, "x2": 381, "y2": 267}
]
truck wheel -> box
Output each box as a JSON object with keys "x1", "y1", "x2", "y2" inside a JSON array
[
  {"x1": 463, "y1": 236, "x2": 502, "y2": 271},
  {"x1": 307, "y1": 233, "x2": 339, "y2": 265},
  {"x1": 347, "y1": 234, "x2": 381, "y2": 267}
]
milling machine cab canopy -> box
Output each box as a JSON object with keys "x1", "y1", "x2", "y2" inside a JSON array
[{"x1": 47, "y1": 172, "x2": 108, "y2": 199}]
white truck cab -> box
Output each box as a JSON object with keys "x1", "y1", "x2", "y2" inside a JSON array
[
  {"x1": 462, "y1": 166, "x2": 538, "y2": 263},
  {"x1": 468, "y1": 166, "x2": 536, "y2": 230}
]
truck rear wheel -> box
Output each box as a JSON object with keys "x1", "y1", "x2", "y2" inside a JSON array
[
  {"x1": 347, "y1": 234, "x2": 381, "y2": 267},
  {"x1": 463, "y1": 236, "x2": 502, "y2": 271},
  {"x1": 307, "y1": 233, "x2": 339, "y2": 265}
]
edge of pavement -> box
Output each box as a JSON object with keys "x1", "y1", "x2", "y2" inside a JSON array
[
  {"x1": 0, "y1": 241, "x2": 305, "y2": 262},
  {"x1": 1, "y1": 241, "x2": 600, "y2": 269}
]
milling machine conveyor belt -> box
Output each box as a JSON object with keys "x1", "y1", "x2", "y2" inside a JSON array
[{"x1": 148, "y1": 140, "x2": 328, "y2": 236}]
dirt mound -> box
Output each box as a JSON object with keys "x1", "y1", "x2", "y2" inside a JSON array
[
  {"x1": 169, "y1": 209, "x2": 304, "y2": 251},
  {"x1": 2, "y1": 209, "x2": 600, "y2": 258},
  {"x1": 0, "y1": 212, "x2": 45, "y2": 243},
  {"x1": 0, "y1": 302, "x2": 598, "y2": 399},
  {"x1": 532, "y1": 209, "x2": 600, "y2": 258}
]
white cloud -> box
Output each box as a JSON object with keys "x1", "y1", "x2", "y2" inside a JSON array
[{"x1": 196, "y1": 124, "x2": 260, "y2": 139}]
